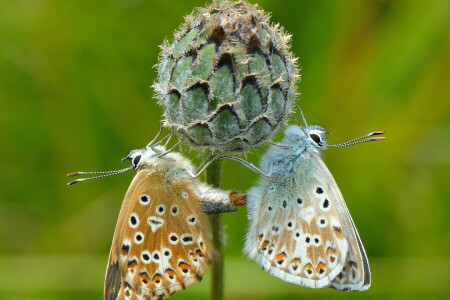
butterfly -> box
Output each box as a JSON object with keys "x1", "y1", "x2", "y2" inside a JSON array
[
  {"x1": 243, "y1": 111, "x2": 384, "y2": 291},
  {"x1": 67, "y1": 144, "x2": 246, "y2": 299}
]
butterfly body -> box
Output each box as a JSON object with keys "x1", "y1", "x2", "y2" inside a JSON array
[
  {"x1": 245, "y1": 125, "x2": 371, "y2": 291},
  {"x1": 104, "y1": 146, "x2": 243, "y2": 299}
]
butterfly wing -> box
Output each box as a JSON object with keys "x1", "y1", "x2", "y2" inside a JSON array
[
  {"x1": 308, "y1": 151, "x2": 370, "y2": 291},
  {"x1": 245, "y1": 150, "x2": 370, "y2": 290},
  {"x1": 105, "y1": 167, "x2": 211, "y2": 300}
]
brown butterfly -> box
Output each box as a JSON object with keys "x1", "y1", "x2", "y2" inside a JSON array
[{"x1": 68, "y1": 145, "x2": 246, "y2": 299}]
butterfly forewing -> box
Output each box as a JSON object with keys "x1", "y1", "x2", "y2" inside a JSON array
[
  {"x1": 105, "y1": 167, "x2": 211, "y2": 299},
  {"x1": 245, "y1": 150, "x2": 370, "y2": 290}
]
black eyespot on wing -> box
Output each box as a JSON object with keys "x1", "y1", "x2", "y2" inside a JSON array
[
  {"x1": 323, "y1": 199, "x2": 329, "y2": 208},
  {"x1": 182, "y1": 236, "x2": 194, "y2": 243},
  {"x1": 316, "y1": 187, "x2": 323, "y2": 194},
  {"x1": 133, "y1": 155, "x2": 141, "y2": 167},
  {"x1": 122, "y1": 244, "x2": 130, "y2": 253},
  {"x1": 297, "y1": 198, "x2": 303, "y2": 204},
  {"x1": 310, "y1": 134, "x2": 321, "y2": 145}
]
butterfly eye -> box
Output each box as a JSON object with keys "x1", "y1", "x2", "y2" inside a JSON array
[
  {"x1": 132, "y1": 155, "x2": 142, "y2": 167},
  {"x1": 309, "y1": 134, "x2": 322, "y2": 145}
]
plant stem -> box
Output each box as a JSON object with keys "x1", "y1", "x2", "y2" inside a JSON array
[{"x1": 206, "y1": 158, "x2": 224, "y2": 300}]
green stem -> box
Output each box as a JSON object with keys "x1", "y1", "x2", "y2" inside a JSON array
[{"x1": 206, "y1": 158, "x2": 224, "y2": 300}]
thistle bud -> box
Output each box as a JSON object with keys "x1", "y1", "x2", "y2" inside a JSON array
[{"x1": 153, "y1": 0, "x2": 299, "y2": 152}]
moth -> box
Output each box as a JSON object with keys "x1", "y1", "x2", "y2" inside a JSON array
[
  {"x1": 243, "y1": 113, "x2": 384, "y2": 291},
  {"x1": 68, "y1": 145, "x2": 246, "y2": 299}
]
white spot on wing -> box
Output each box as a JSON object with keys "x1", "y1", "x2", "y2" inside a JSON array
[
  {"x1": 141, "y1": 251, "x2": 151, "y2": 264},
  {"x1": 168, "y1": 233, "x2": 179, "y2": 245},
  {"x1": 170, "y1": 205, "x2": 179, "y2": 216},
  {"x1": 134, "y1": 231, "x2": 144, "y2": 244},
  {"x1": 139, "y1": 194, "x2": 150, "y2": 205},
  {"x1": 129, "y1": 213, "x2": 139, "y2": 228},
  {"x1": 147, "y1": 216, "x2": 164, "y2": 232},
  {"x1": 156, "y1": 204, "x2": 165, "y2": 216},
  {"x1": 186, "y1": 214, "x2": 197, "y2": 225},
  {"x1": 299, "y1": 206, "x2": 315, "y2": 223}
]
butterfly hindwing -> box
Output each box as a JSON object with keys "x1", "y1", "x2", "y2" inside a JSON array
[
  {"x1": 105, "y1": 167, "x2": 211, "y2": 299},
  {"x1": 310, "y1": 152, "x2": 370, "y2": 291},
  {"x1": 245, "y1": 150, "x2": 369, "y2": 290}
]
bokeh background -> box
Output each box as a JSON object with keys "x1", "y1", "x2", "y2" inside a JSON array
[{"x1": 1, "y1": 0, "x2": 449, "y2": 299}]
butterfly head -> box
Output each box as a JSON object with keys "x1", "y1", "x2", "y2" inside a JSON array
[
  {"x1": 283, "y1": 124, "x2": 329, "y2": 150},
  {"x1": 304, "y1": 125, "x2": 329, "y2": 149},
  {"x1": 123, "y1": 145, "x2": 190, "y2": 172}
]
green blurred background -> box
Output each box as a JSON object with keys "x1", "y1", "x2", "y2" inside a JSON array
[{"x1": 1, "y1": 0, "x2": 449, "y2": 299}]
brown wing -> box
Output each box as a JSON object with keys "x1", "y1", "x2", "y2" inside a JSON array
[{"x1": 104, "y1": 167, "x2": 211, "y2": 300}]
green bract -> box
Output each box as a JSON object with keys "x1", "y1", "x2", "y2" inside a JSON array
[{"x1": 153, "y1": 0, "x2": 299, "y2": 152}]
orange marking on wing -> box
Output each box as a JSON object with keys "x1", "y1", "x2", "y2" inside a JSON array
[
  {"x1": 195, "y1": 249, "x2": 205, "y2": 257},
  {"x1": 165, "y1": 268, "x2": 176, "y2": 279},
  {"x1": 291, "y1": 258, "x2": 301, "y2": 265},
  {"x1": 333, "y1": 226, "x2": 343, "y2": 239},
  {"x1": 276, "y1": 252, "x2": 287, "y2": 262},
  {"x1": 305, "y1": 263, "x2": 314, "y2": 275},
  {"x1": 261, "y1": 240, "x2": 269, "y2": 250},
  {"x1": 152, "y1": 273, "x2": 163, "y2": 284},
  {"x1": 179, "y1": 262, "x2": 191, "y2": 274},
  {"x1": 140, "y1": 272, "x2": 150, "y2": 285},
  {"x1": 258, "y1": 234, "x2": 263, "y2": 243},
  {"x1": 316, "y1": 262, "x2": 326, "y2": 274}
]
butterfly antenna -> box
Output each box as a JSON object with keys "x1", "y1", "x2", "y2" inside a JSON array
[
  {"x1": 289, "y1": 114, "x2": 302, "y2": 127},
  {"x1": 295, "y1": 104, "x2": 308, "y2": 127},
  {"x1": 292, "y1": 104, "x2": 309, "y2": 137},
  {"x1": 146, "y1": 123, "x2": 163, "y2": 148},
  {"x1": 66, "y1": 166, "x2": 132, "y2": 185},
  {"x1": 328, "y1": 131, "x2": 385, "y2": 148}
]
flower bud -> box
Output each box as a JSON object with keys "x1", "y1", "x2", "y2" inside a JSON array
[{"x1": 153, "y1": 0, "x2": 299, "y2": 152}]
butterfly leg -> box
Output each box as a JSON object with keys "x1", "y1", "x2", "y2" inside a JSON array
[
  {"x1": 219, "y1": 156, "x2": 270, "y2": 178},
  {"x1": 159, "y1": 140, "x2": 182, "y2": 158},
  {"x1": 146, "y1": 122, "x2": 164, "y2": 148},
  {"x1": 267, "y1": 141, "x2": 293, "y2": 149},
  {"x1": 150, "y1": 131, "x2": 174, "y2": 150},
  {"x1": 192, "y1": 154, "x2": 222, "y2": 178}
]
